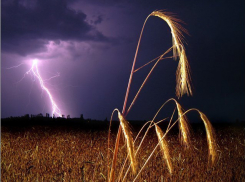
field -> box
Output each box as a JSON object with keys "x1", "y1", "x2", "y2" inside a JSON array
[{"x1": 1, "y1": 119, "x2": 245, "y2": 182}]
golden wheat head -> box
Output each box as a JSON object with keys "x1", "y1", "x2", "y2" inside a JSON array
[
  {"x1": 118, "y1": 112, "x2": 137, "y2": 174},
  {"x1": 149, "y1": 10, "x2": 192, "y2": 98},
  {"x1": 176, "y1": 102, "x2": 191, "y2": 147},
  {"x1": 199, "y1": 112, "x2": 217, "y2": 164},
  {"x1": 155, "y1": 124, "x2": 173, "y2": 174}
]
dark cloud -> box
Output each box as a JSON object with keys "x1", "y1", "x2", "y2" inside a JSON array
[
  {"x1": 2, "y1": 0, "x2": 108, "y2": 55},
  {"x1": 2, "y1": 39, "x2": 48, "y2": 57},
  {"x1": 93, "y1": 15, "x2": 103, "y2": 25}
]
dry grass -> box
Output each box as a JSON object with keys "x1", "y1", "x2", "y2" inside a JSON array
[{"x1": 1, "y1": 124, "x2": 245, "y2": 181}]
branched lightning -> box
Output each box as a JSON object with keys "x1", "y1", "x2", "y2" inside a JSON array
[
  {"x1": 43, "y1": 72, "x2": 60, "y2": 81},
  {"x1": 6, "y1": 62, "x2": 25, "y2": 69},
  {"x1": 22, "y1": 59, "x2": 62, "y2": 117}
]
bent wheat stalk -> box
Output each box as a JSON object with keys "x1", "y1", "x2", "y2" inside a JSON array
[
  {"x1": 108, "y1": 109, "x2": 137, "y2": 182},
  {"x1": 151, "y1": 98, "x2": 191, "y2": 147},
  {"x1": 175, "y1": 108, "x2": 217, "y2": 165},
  {"x1": 117, "y1": 112, "x2": 137, "y2": 174},
  {"x1": 176, "y1": 102, "x2": 191, "y2": 147},
  {"x1": 199, "y1": 112, "x2": 217, "y2": 164},
  {"x1": 149, "y1": 10, "x2": 192, "y2": 98},
  {"x1": 107, "y1": 109, "x2": 119, "y2": 181},
  {"x1": 125, "y1": 10, "x2": 192, "y2": 116},
  {"x1": 155, "y1": 124, "x2": 173, "y2": 174}
]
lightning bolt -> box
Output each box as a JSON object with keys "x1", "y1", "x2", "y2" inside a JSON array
[
  {"x1": 6, "y1": 62, "x2": 25, "y2": 69},
  {"x1": 24, "y1": 59, "x2": 62, "y2": 117}
]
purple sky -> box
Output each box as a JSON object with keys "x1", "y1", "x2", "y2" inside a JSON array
[{"x1": 1, "y1": 0, "x2": 245, "y2": 122}]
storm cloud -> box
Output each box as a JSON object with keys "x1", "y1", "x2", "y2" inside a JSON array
[{"x1": 2, "y1": 0, "x2": 108, "y2": 55}]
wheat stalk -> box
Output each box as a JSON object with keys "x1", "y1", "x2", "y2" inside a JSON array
[
  {"x1": 108, "y1": 109, "x2": 137, "y2": 182},
  {"x1": 176, "y1": 102, "x2": 191, "y2": 147},
  {"x1": 117, "y1": 112, "x2": 137, "y2": 174},
  {"x1": 155, "y1": 124, "x2": 173, "y2": 174},
  {"x1": 199, "y1": 112, "x2": 217, "y2": 164}
]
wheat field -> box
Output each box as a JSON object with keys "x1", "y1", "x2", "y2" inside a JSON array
[{"x1": 1, "y1": 123, "x2": 245, "y2": 181}]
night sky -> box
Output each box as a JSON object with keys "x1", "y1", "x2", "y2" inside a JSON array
[{"x1": 1, "y1": 0, "x2": 245, "y2": 122}]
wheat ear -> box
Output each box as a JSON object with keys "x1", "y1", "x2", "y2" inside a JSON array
[
  {"x1": 199, "y1": 112, "x2": 217, "y2": 164},
  {"x1": 150, "y1": 10, "x2": 192, "y2": 98},
  {"x1": 175, "y1": 102, "x2": 191, "y2": 147},
  {"x1": 118, "y1": 112, "x2": 137, "y2": 174},
  {"x1": 155, "y1": 124, "x2": 173, "y2": 174}
]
